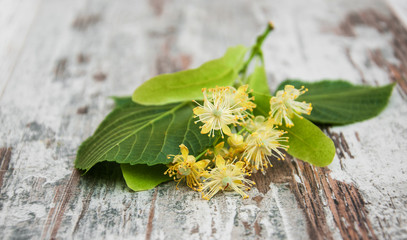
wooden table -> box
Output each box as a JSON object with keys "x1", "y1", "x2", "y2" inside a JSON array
[{"x1": 1, "y1": 0, "x2": 406, "y2": 239}]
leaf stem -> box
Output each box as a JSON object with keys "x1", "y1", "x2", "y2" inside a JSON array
[
  {"x1": 240, "y1": 22, "x2": 274, "y2": 78},
  {"x1": 196, "y1": 149, "x2": 209, "y2": 160},
  {"x1": 237, "y1": 127, "x2": 246, "y2": 135},
  {"x1": 242, "y1": 127, "x2": 253, "y2": 134}
]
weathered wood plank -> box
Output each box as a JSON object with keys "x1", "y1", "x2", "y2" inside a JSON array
[
  {"x1": 0, "y1": 147, "x2": 12, "y2": 190},
  {"x1": 387, "y1": 0, "x2": 407, "y2": 30},
  {"x1": 262, "y1": 1, "x2": 407, "y2": 239},
  {"x1": 0, "y1": 0, "x2": 406, "y2": 239},
  {"x1": 0, "y1": 0, "x2": 42, "y2": 98}
]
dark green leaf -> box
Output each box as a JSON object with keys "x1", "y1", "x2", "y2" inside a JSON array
[
  {"x1": 110, "y1": 96, "x2": 134, "y2": 108},
  {"x1": 279, "y1": 116, "x2": 335, "y2": 167},
  {"x1": 247, "y1": 65, "x2": 271, "y2": 116},
  {"x1": 132, "y1": 45, "x2": 248, "y2": 105},
  {"x1": 275, "y1": 80, "x2": 395, "y2": 124},
  {"x1": 75, "y1": 101, "x2": 214, "y2": 171},
  {"x1": 121, "y1": 164, "x2": 171, "y2": 191}
]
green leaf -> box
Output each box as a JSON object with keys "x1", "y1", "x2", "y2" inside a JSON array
[
  {"x1": 247, "y1": 65, "x2": 271, "y2": 116},
  {"x1": 75, "y1": 100, "x2": 214, "y2": 171},
  {"x1": 132, "y1": 45, "x2": 248, "y2": 105},
  {"x1": 121, "y1": 164, "x2": 171, "y2": 191},
  {"x1": 250, "y1": 89, "x2": 335, "y2": 166},
  {"x1": 110, "y1": 96, "x2": 135, "y2": 108},
  {"x1": 275, "y1": 80, "x2": 395, "y2": 124},
  {"x1": 279, "y1": 116, "x2": 335, "y2": 167}
]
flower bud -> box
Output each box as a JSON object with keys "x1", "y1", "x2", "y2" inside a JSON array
[{"x1": 228, "y1": 133, "x2": 245, "y2": 149}]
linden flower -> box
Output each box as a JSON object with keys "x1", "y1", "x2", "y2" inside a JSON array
[
  {"x1": 227, "y1": 133, "x2": 247, "y2": 157},
  {"x1": 206, "y1": 142, "x2": 229, "y2": 164},
  {"x1": 193, "y1": 87, "x2": 243, "y2": 137},
  {"x1": 201, "y1": 155, "x2": 254, "y2": 200},
  {"x1": 245, "y1": 116, "x2": 271, "y2": 132},
  {"x1": 243, "y1": 122, "x2": 288, "y2": 172},
  {"x1": 270, "y1": 85, "x2": 312, "y2": 127},
  {"x1": 228, "y1": 133, "x2": 246, "y2": 150},
  {"x1": 164, "y1": 144, "x2": 210, "y2": 191},
  {"x1": 212, "y1": 142, "x2": 229, "y2": 159},
  {"x1": 227, "y1": 85, "x2": 256, "y2": 112}
]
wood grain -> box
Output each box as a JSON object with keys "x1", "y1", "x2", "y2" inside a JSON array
[
  {"x1": 0, "y1": 0, "x2": 406, "y2": 239},
  {"x1": 0, "y1": 148, "x2": 12, "y2": 190}
]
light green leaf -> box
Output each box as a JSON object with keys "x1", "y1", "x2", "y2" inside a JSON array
[
  {"x1": 121, "y1": 164, "x2": 171, "y2": 191},
  {"x1": 75, "y1": 99, "x2": 213, "y2": 171},
  {"x1": 132, "y1": 45, "x2": 248, "y2": 105},
  {"x1": 247, "y1": 65, "x2": 271, "y2": 116},
  {"x1": 275, "y1": 80, "x2": 395, "y2": 124},
  {"x1": 279, "y1": 116, "x2": 335, "y2": 167}
]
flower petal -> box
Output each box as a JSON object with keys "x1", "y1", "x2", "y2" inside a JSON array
[
  {"x1": 193, "y1": 107, "x2": 206, "y2": 115},
  {"x1": 201, "y1": 124, "x2": 211, "y2": 134},
  {"x1": 215, "y1": 155, "x2": 225, "y2": 168},
  {"x1": 195, "y1": 159, "x2": 210, "y2": 170},
  {"x1": 179, "y1": 144, "x2": 189, "y2": 158},
  {"x1": 214, "y1": 142, "x2": 224, "y2": 151},
  {"x1": 221, "y1": 124, "x2": 232, "y2": 136},
  {"x1": 234, "y1": 161, "x2": 245, "y2": 170}
]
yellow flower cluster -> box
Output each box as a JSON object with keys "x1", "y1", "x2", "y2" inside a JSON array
[
  {"x1": 201, "y1": 155, "x2": 253, "y2": 200},
  {"x1": 243, "y1": 116, "x2": 288, "y2": 172},
  {"x1": 164, "y1": 144, "x2": 210, "y2": 191},
  {"x1": 165, "y1": 143, "x2": 253, "y2": 200},
  {"x1": 270, "y1": 85, "x2": 312, "y2": 127},
  {"x1": 165, "y1": 85, "x2": 311, "y2": 200},
  {"x1": 193, "y1": 85, "x2": 255, "y2": 137}
]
